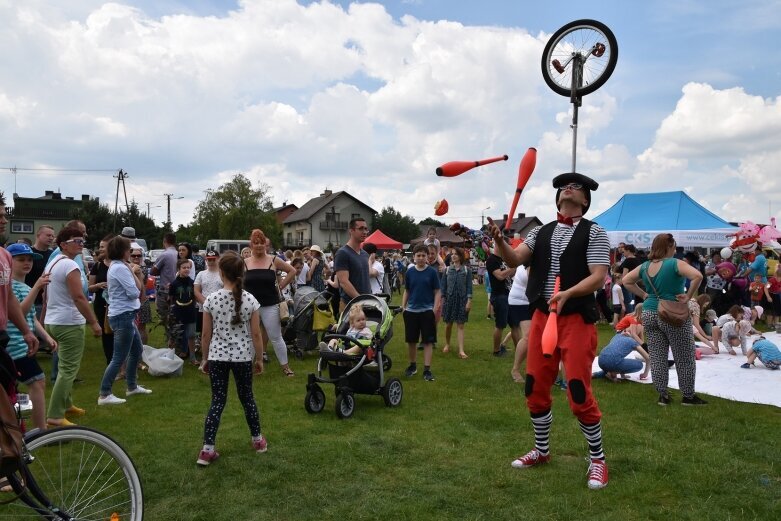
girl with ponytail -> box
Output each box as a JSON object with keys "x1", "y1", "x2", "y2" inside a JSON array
[{"x1": 196, "y1": 252, "x2": 268, "y2": 466}]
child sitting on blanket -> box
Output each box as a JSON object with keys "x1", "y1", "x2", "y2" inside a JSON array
[
  {"x1": 741, "y1": 336, "x2": 781, "y2": 370},
  {"x1": 702, "y1": 309, "x2": 718, "y2": 336}
]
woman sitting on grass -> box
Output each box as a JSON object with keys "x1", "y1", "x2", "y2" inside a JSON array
[{"x1": 197, "y1": 252, "x2": 267, "y2": 466}]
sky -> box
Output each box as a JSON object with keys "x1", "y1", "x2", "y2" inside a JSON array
[{"x1": 2, "y1": 0, "x2": 780, "y2": 232}]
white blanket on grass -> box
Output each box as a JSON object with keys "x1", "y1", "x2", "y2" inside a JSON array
[{"x1": 592, "y1": 332, "x2": 781, "y2": 408}]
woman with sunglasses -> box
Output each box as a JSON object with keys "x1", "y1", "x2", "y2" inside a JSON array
[{"x1": 44, "y1": 226, "x2": 102, "y2": 427}]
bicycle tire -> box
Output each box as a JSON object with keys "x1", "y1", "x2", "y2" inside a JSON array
[
  {"x1": 1, "y1": 426, "x2": 144, "y2": 520},
  {"x1": 541, "y1": 19, "x2": 618, "y2": 97}
]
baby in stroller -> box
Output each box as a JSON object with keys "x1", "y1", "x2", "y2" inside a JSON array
[{"x1": 320, "y1": 305, "x2": 371, "y2": 356}]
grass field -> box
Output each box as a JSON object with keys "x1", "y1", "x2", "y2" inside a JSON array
[{"x1": 15, "y1": 289, "x2": 781, "y2": 520}]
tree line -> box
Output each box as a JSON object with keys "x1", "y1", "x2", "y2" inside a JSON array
[{"x1": 71, "y1": 173, "x2": 440, "y2": 251}]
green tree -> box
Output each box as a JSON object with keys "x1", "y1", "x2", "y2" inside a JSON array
[
  {"x1": 189, "y1": 174, "x2": 280, "y2": 246},
  {"x1": 71, "y1": 198, "x2": 115, "y2": 249},
  {"x1": 372, "y1": 206, "x2": 419, "y2": 244},
  {"x1": 119, "y1": 201, "x2": 163, "y2": 249},
  {"x1": 418, "y1": 217, "x2": 446, "y2": 228}
]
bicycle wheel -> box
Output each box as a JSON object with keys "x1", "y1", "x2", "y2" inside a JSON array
[
  {"x1": 1, "y1": 426, "x2": 143, "y2": 520},
  {"x1": 541, "y1": 19, "x2": 618, "y2": 97}
]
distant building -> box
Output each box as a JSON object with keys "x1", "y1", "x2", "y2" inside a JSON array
[
  {"x1": 273, "y1": 202, "x2": 298, "y2": 225},
  {"x1": 6, "y1": 191, "x2": 96, "y2": 243},
  {"x1": 490, "y1": 213, "x2": 543, "y2": 238},
  {"x1": 282, "y1": 190, "x2": 376, "y2": 251},
  {"x1": 410, "y1": 226, "x2": 468, "y2": 248}
]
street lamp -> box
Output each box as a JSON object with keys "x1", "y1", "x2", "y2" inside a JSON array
[{"x1": 481, "y1": 206, "x2": 491, "y2": 228}]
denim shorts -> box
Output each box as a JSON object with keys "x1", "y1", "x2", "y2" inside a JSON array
[{"x1": 13, "y1": 355, "x2": 45, "y2": 385}]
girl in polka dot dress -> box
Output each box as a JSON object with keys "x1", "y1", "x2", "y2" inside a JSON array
[{"x1": 197, "y1": 253, "x2": 267, "y2": 466}]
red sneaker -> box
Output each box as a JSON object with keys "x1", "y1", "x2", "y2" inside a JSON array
[
  {"x1": 587, "y1": 459, "x2": 608, "y2": 489},
  {"x1": 253, "y1": 436, "x2": 268, "y2": 453},
  {"x1": 510, "y1": 449, "x2": 551, "y2": 469},
  {"x1": 196, "y1": 450, "x2": 220, "y2": 466}
]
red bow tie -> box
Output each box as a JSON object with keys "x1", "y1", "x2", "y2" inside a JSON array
[{"x1": 557, "y1": 213, "x2": 581, "y2": 226}]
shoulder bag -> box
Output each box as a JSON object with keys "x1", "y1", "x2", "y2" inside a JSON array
[
  {"x1": 644, "y1": 261, "x2": 689, "y2": 327},
  {"x1": 39, "y1": 255, "x2": 67, "y2": 325}
]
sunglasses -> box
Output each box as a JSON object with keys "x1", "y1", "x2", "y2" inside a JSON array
[
  {"x1": 130, "y1": 254, "x2": 143, "y2": 258},
  {"x1": 560, "y1": 183, "x2": 583, "y2": 190},
  {"x1": 65, "y1": 239, "x2": 85, "y2": 246}
]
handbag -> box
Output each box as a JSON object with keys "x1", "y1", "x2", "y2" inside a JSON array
[
  {"x1": 39, "y1": 255, "x2": 67, "y2": 325},
  {"x1": 103, "y1": 304, "x2": 113, "y2": 334},
  {"x1": 644, "y1": 261, "x2": 690, "y2": 327}
]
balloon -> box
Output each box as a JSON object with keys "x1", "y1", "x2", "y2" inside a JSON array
[
  {"x1": 434, "y1": 199, "x2": 449, "y2": 216},
  {"x1": 720, "y1": 247, "x2": 733, "y2": 260}
]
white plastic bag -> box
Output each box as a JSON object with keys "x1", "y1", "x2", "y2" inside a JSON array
[{"x1": 142, "y1": 345, "x2": 184, "y2": 377}]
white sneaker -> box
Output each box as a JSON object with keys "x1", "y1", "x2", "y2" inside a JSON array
[
  {"x1": 98, "y1": 394, "x2": 126, "y2": 405},
  {"x1": 126, "y1": 385, "x2": 153, "y2": 396}
]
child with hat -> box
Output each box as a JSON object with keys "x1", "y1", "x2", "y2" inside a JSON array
[{"x1": 6, "y1": 243, "x2": 59, "y2": 430}]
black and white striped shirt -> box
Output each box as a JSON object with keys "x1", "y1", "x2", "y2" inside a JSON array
[{"x1": 524, "y1": 221, "x2": 611, "y2": 299}]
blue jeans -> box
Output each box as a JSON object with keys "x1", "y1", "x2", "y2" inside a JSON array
[
  {"x1": 100, "y1": 310, "x2": 143, "y2": 395},
  {"x1": 598, "y1": 356, "x2": 643, "y2": 375}
]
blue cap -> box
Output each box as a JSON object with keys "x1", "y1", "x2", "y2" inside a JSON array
[{"x1": 7, "y1": 243, "x2": 43, "y2": 260}]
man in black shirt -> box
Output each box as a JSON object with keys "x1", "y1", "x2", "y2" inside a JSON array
[
  {"x1": 620, "y1": 244, "x2": 642, "y2": 311},
  {"x1": 24, "y1": 225, "x2": 55, "y2": 318},
  {"x1": 486, "y1": 243, "x2": 516, "y2": 356}
]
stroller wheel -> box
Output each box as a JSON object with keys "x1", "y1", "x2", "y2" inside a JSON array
[
  {"x1": 304, "y1": 385, "x2": 326, "y2": 414},
  {"x1": 382, "y1": 378, "x2": 403, "y2": 407},
  {"x1": 335, "y1": 392, "x2": 356, "y2": 419},
  {"x1": 294, "y1": 349, "x2": 304, "y2": 361}
]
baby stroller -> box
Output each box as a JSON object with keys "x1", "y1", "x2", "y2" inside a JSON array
[
  {"x1": 284, "y1": 286, "x2": 336, "y2": 360},
  {"x1": 304, "y1": 295, "x2": 402, "y2": 419}
]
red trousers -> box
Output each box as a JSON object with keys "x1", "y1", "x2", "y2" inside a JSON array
[{"x1": 525, "y1": 309, "x2": 602, "y2": 424}]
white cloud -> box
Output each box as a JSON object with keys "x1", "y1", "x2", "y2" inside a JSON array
[{"x1": 1, "y1": 0, "x2": 779, "y2": 235}]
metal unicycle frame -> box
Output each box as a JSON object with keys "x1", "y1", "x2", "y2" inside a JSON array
[{"x1": 541, "y1": 19, "x2": 618, "y2": 172}]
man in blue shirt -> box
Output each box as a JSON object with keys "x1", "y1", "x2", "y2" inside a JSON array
[{"x1": 333, "y1": 218, "x2": 371, "y2": 313}]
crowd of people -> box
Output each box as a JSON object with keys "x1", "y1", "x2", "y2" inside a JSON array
[{"x1": 3, "y1": 184, "x2": 781, "y2": 488}]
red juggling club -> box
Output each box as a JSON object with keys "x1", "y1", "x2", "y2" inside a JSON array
[
  {"x1": 541, "y1": 275, "x2": 561, "y2": 359},
  {"x1": 435, "y1": 155, "x2": 508, "y2": 177},
  {"x1": 503, "y1": 147, "x2": 537, "y2": 230}
]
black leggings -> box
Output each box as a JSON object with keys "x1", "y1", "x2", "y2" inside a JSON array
[{"x1": 203, "y1": 361, "x2": 261, "y2": 445}]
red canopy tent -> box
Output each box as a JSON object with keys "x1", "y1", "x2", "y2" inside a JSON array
[{"x1": 363, "y1": 229, "x2": 403, "y2": 250}]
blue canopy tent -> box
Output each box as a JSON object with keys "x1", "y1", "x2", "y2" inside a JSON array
[{"x1": 592, "y1": 191, "x2": 738, "y2": 248}]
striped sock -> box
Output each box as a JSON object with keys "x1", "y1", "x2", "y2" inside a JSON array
[
  {"x1": 579, "y1": 420, "x2": 605, "y2": 461},
  {"x1": 530, "y1": 410, "x2": 553, "y2": 456}
]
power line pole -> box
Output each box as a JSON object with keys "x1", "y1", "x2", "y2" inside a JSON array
[
  {"x1": 163, "y1": 193, "x2": 183, "y2": 230},
  {"x1": 113, "y1": 169, "x2": 130, "y2": 232},
  {"x1": 146, "y1": 203, "x2": 161, "y2": 218}
]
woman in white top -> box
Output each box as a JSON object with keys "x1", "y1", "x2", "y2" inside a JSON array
[
  {"x1": 508, "y1": 265, "x2": 531, "y2": 383},
  {"x1": 98, "y1": 236, "x2": 152, "y2": 405},
  {"x1": 196, "y1": 252, "x2": 267, "y2": 466},
  {"x1": 44, "y1": 226, "x2": 102, "y2": 427}
]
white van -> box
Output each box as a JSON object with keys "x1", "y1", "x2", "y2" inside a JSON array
[{"x1": 206, "y1": 239, "x2": 251, "y2": 254}]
